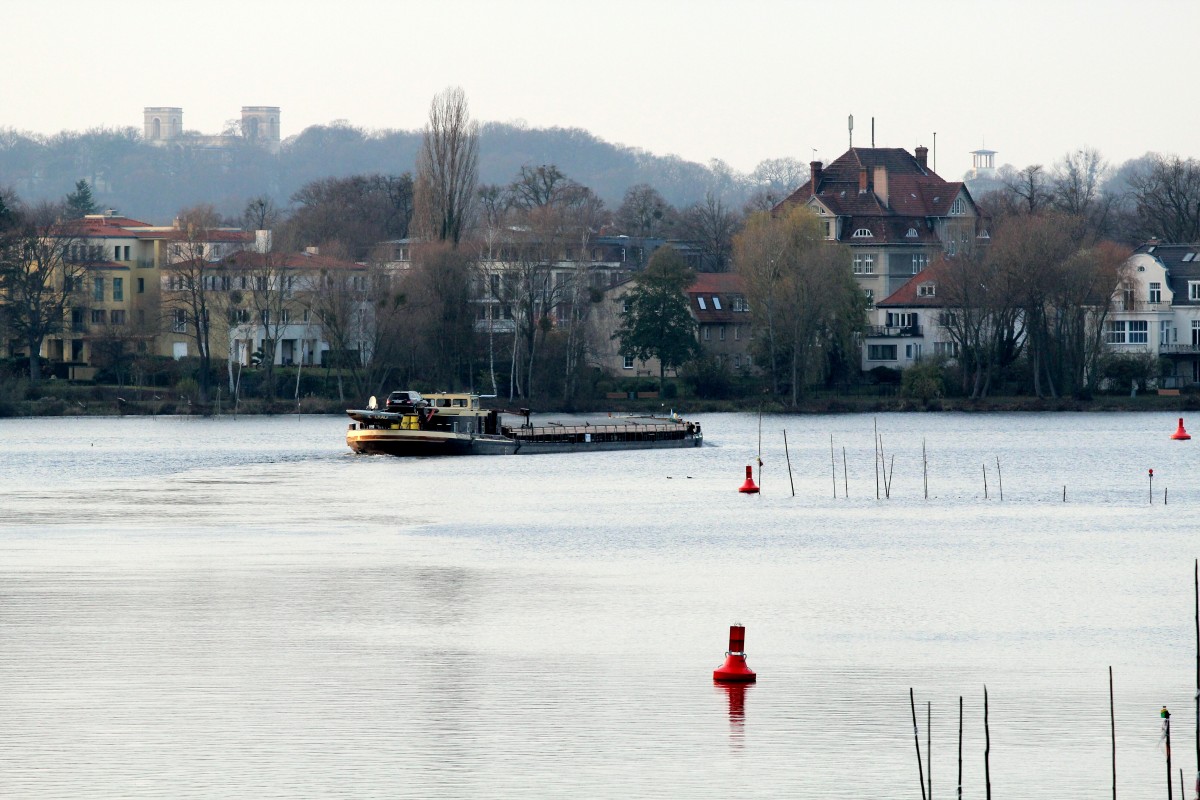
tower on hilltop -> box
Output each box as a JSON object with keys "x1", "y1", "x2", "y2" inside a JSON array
[
  {"x1": 143, "y1": 107, "x2": 183, "y2": 143},
  {"x1": 241, "y1": 106, "x2": 281, "y2": 152},
  {"x1": 968, "y1": 147, "x2": 997, "y2": 181}
]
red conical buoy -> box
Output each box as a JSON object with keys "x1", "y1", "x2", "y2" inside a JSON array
[
  {"x1": 1171, "y1": 418, "x2": 1191, "y2": 440},
  {"x1": 738, "y1": 465, "x2": 759, "y2": 494},
  {"x1": 713, "y1": 624, "x2": 756, "y2": 683}
]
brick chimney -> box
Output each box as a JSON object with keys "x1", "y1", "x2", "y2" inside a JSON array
[
  {"x1": 810, "y1": 161, "x2": 823, "y2": 196},
  {"x1": 859, "y1": 166, "x2": 869, "y2": 194},
  {"x1": 915, "y1": 146, "x2": 929, "y2": 170},
  {"x1": 873, "y1": 166, "x2": 889, "y2": 207}
]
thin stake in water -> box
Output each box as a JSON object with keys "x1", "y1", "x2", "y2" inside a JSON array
[
  {"x1": 830, "y1": 433, "x2": 836, "y2": 499},
  {"x1": 911, "y1": 688, "x2": 927, "y2": 800},
  {"x1": 996, "y1": 456, "x2": 1003, "y2": 501},
  {"x1": 984, "y1": 685, "x2": 992, "y2": 800},
  {"x1": 842, "y1": 446, "x2": 848, "y2": 499},
  {"x1": 783, "y1": 430, "x2": 795, "y2": 498}
]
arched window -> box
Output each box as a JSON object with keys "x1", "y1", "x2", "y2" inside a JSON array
[
  {"x1": 906, "y1": 228, "x2": 919, "y2": 238},
  {"x1": 151, "y1": 118, "x2": 161, "y2": 139},
  {"x1": 977, "y1": 229, "x2": 990, "y2": 239},
  {"x1": 852, "y1": 228, "x2": 873, "y2": 238},
  {"x1": 950, "y1": 198, "x2": 966, "y2": 215}
]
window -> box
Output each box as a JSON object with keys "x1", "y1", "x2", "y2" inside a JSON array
[
  {"x1": 823, "y1": 220, "x2": 833, "y2": 239},
  {"x1": 1122, "y1": 283, "x2": 1135, "y2": 310},
  {"x1": 93, "y1": 277, "x2": 104, "y2": 301},
  {"x1": 864, "y1": 289, "x2": 874, "y2": 307},
  {"x1": 917, "y1": 283, "x2": 936, "y2": 297},
  {"x1": 950, "y1": 197, "x2": 966, "y2": 215},
  {"x1": 933, "y1": 341, "x2": 958, "y2": 357},
  {"x1": 110, "y1": 310, "x2": 126, "y2": 325},
  {"x1": 978, "y1": 229, "x2": 990, "y2": 239},
  {"x1": 938, "y1": 312, "x2": 958, "y2": 326},
  {"x1": 1128, "y1": 320, "x2": 1148, "y2": 344},
  {"x1": 697, "y1": 297, "x2": 707, "y2": 310},
  {"x1": 719, "y1": 325, "x2": 726, "y2": 341},
  {"x1": 852, "y1": 228, "x2": 873, "y2": 238},
  {"x1": 734, "y1": 326, "x2": 741, "y2": 340},
  {"x1": 280, "y1": 309, "x2": 289, "y2": 325},
  {"x1": 867, "y1": 344, "x2": 898, "y2": 361},
  {"x1": 1185, "y1": 253, "x2": 1196, "y2": 263},
  {"x1": 137, "y1": 277, "x2": 145, "y2": 294},
  {"x1": 712, "y1": 297, "x2": 722, "y2": 310},
  {"x1": 906, "y1": 228, "x2": 919, "y2": 238},
  {"x1": 734, "y1": 355, "x2": 741, "y2": 368},
  {"x1": 623, "y1": 355, "x2": 634, "y2": 370},
  {"x1": 1105, "y1": 320, "x2": 1126, "y2": 344},
  {"x1": 852, "y1": 254, "x2": 875, "y2": 274},
  {"x1": 1149, "y1": 282, "x2": 1162, "y2": 304},
  {"x1": 912, "y1": 254, "x2": 929, "y2": 274},
  {"x1": 113, "y1": 277, "x2": 123, "y2": 301},
  {"x1": 703, "y1": 326, "x2": 711, "y2": 341},
  {"x1": 906, "y1": 344, "x2": 922, "y2": 360},
  {"x1": 90, "y1": 309, "x2": 106, "y2": 325},
  {"x1": 731, "y1": 295, "x2": 749, "y2": 312},
  {"x1": 1190, "y1": 281, "x2": 1200, "y2": 301},
  {"x1": 886, "y1": 312, "x2": 917, "y2": 329},
  {"x1": 1161, "y1": 320, "x2": 1173, "y2": 345},
  {"x1": 261, "y1": 310, "x2": 270, "y2": 326},
  {"x1": 621, "y1": 299, "x2": 630, "y2": 313}
]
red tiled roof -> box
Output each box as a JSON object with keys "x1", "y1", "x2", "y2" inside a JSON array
[
  {"x1": 687, "y1": 272, "x2": 746, "y2": 323},
  {"x1": 877, "y1": 258, "x2": 955, "y2": 308},
  {"x1": 221, "y1": 251, "x2": 363, "y2": 271}
]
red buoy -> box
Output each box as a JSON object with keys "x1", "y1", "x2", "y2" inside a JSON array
[
  {"x1": 1171, "y1": 418, "x2": 1191, "y2": 440},
  {"x1": 738, "y1": 465, "x2": 760, "y2": 494},
  {"x1": 713, "y1": 624, "x2": 756, "y2": 683}
]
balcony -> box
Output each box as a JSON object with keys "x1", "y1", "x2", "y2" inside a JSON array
[
  {"x1": 865, "y1": 325, "x2": 923, "y2": 338},
  {"x1": 1160, "y1": 344, "x2": 1200, "y2": 355},
  {"x1": 137, "y1": 258, "x2": 156, "y2": 269}
]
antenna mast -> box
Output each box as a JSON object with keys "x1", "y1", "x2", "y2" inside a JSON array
[{"x1": 848, "y1": 114, "x2": 854, "y2": 149}]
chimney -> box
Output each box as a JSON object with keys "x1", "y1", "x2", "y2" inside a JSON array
[
  {"x1": 859, "y1": 166, "x2": 869, "y2": 194},
  {"x1": 810, "y1": 161, "x2": 823, "y2": 196},
  {"x1": 873, "y1": 166, "x2": 889, "y2": 207},
  {"x1": 915, "y1": 146, "x2": 929, "y2": 170}
]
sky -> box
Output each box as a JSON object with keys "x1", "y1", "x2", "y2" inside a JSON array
[{"x1": 4, "y1": 0, "x2": 1198, "y2": 182}]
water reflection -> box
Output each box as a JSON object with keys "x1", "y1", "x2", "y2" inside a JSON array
[{"x1": 716, "y1": 681, "x2": 752, "y2": 749}]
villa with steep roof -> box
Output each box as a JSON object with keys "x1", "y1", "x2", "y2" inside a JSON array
[{"x1": 775, "y1": 146, "x2": 989, "y2": 305}]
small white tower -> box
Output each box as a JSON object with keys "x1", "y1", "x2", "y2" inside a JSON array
[{"x1": 969, "y1": 148, "x2": 997, "y2": 181}]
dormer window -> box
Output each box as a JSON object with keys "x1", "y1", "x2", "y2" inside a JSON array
[
  {"x1": 906, "y1": 228, "x2": 919, "y2": 238},
  {"x1": 917, "y1": 283, "x2": 936, "y2": 297},
  {"x1": 852, "y1": 228, "x2": 873, "y2": 238},
  {"x1": 950, "y1": 197, "x2": 966, "y2": 215},
  {"x1": 978, "y1": 229, "x2": 990, "y2": 239}
]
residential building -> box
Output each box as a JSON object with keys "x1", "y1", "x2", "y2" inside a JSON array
[
  {"x1": 861, "y1": 259, "x2": 960, "y2": 372},
  {"x1": 590, "y1": 272, "x2": 755, "y2": 377},
  {"x1": 775, "y1": 146, "x2": 989, "y2": 303}
]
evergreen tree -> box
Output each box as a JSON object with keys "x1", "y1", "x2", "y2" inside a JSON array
[
  {"x1": 65, "y1": 180, "x2": 97, "y2": 218},
  {"x1": 613, "y1": 247, "x2": 699, "y2": 383}
]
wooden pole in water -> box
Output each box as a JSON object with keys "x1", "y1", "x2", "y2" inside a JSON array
[
  {"x1": 874, "y1": 418, "x2": 881, "y2": 500},
  {"x1": 1063, "y1": 485, "x2": 1067, "y2": 502},
  {"x1": 983, "y1": 464, "x2": 989, "y2": 500},
  {"x1": 996, "y1": 456, "x2": 1003, "y2": 501},
  {"x1": 757, "y1": 405, "x2": 763, "y2": 493},
  {"x1": 911, "y1": 688, "x2": 928, "y2": 800},
  {"x1": 984, "y1": 685, "x2": 992, "y2": 800},
  {"x1": 1165, "y1": 706, "x2": 1173, "y2": 800},
  {"x1": 958, "y1": 696, "x2": 963, "y2": 800},
  {"x1": 887, "y1": 454, "x2": 895, "y2": 499},
  {"x1": 923, "y1": 438, "x2": 929, "y2": 500},
  {"x1": 783, "y1": 430, "x2": 795, "y2": 498},
  {"x1": 830, "y1": 433, "x2": 837, "y2": 499},
  {"x1": 927, "y1": 700, "x2": 932, "y2": 800},
  {"x1": 842, "y1": 446, "x2": 848, "y2": 498},
  {"x1": 1111, "y1": 665, "x2": 1117, "y2": 800}
]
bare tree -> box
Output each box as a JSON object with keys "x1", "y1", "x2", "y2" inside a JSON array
[
  {"x1": 242, "y1": 195, "x2": 281, "y2": 231},
  {"x1": 679, "y1": 192, "x2": 741, "y2": 271},
  {"x1": 1004, "y1": 164, "x2": 1054, "y2": 216},
  {"x1": 614, "y1": 184, "x2": 676, "y2": 238},
  {"x1": 749, "y1": 157, "x2": 809, "y2": 197},
  {"x1": 160, "y1": 205, "x2": 232, "y2": 402},
  {"x1": 1125, "y1": 154, "x2": 1200, "y2": 242},
  {"x1": 735, "y1": 206, "x2": 863, "y2": 403},
  {"x1": 414, "y1": 86, "x2": 479, "y2": 245},
  {"x1": 1051, "y1": 148, "x2": 1117, "y2": 235},
  {"x1": 0, "y1": 199, "x2": 85, "y2": 384}
]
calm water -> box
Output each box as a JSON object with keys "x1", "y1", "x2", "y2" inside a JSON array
[{"x1": 1, "y1": 411, "x2": 1198, "y2": 798}]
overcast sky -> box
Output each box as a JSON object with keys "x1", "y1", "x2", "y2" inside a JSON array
[{"x1": 5, "y1": 0, "x2": 1196, "y2": 181}]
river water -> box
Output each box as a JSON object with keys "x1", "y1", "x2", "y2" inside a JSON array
[{"x1": 1, "y1": 411, "x2": 1197, "y2": 798}]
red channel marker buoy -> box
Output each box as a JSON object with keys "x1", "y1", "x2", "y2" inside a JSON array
[
  {"x1": 738, "y1": 465, "x2": 760, "y2": 494},
  {"x1": 713, "y1": 624, "x2": 756, "y2": 683},
  {"x1": 1171, "y1": 418, "x2": 1191, "y2": 440}
]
